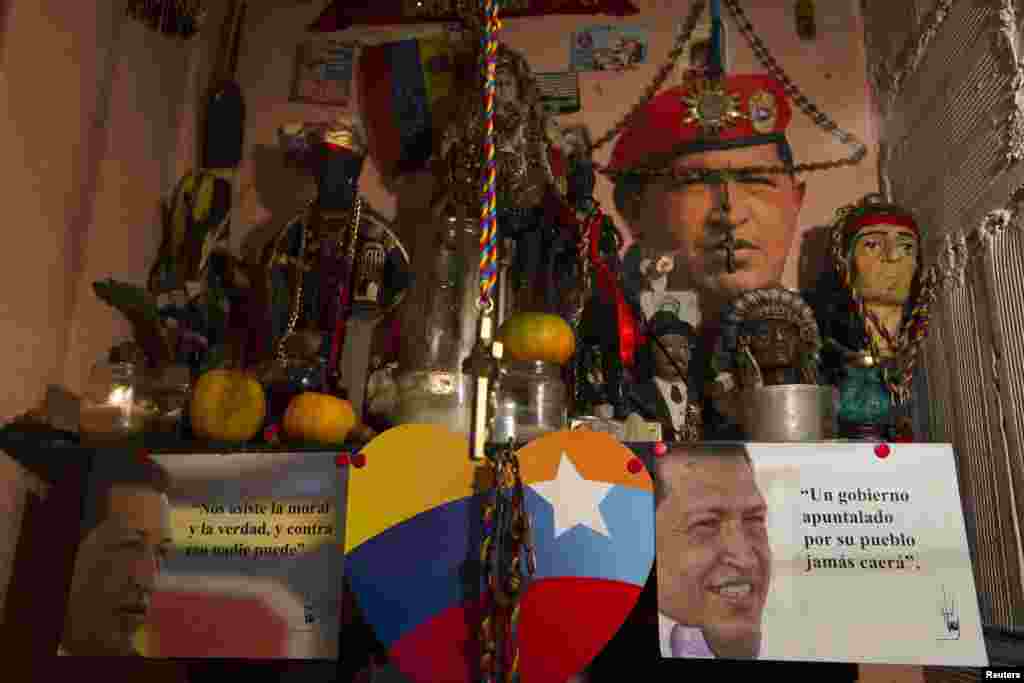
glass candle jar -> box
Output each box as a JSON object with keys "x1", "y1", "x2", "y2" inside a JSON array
[
  {"x1": 79, "y1": 361, "x2": 150, "y2": 442},
  {"x1": 491, "y1": 360, "x2": 568, "y2": 445}
]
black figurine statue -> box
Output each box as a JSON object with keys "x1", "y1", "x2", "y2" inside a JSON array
[{"x1": 625, "y1": 311, "x2": 702, "y2": 442}]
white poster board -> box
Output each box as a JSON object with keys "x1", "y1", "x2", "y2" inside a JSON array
[
  {"x1": 654, "y1": 442, "x2": 987, "y2": 666},
  {"x1": 60, "y1": 452, "x2": 348, "y2": 660}
]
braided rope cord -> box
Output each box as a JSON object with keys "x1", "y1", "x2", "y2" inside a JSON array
[{"x1": 478, "y1": 0, "x2": 502, "y2": 306}]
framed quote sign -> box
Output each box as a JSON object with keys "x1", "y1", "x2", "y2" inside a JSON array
[
  {"x1": 652, "y1": 442, "x2": 987, "y2": 666},
  {"x1": 58, "y1": 451, "x2": 348, "y2": 661}
]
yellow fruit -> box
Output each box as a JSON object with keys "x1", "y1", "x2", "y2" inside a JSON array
[
  {"x1": 497, "y1": 312, "x2": 576, "y2": 365},
  {"x1": 283, "y1": 392, "x2": 357, "y2": 446},
  {"x1": 190, "y1": 369, "x2": 266, "y2": 442}
]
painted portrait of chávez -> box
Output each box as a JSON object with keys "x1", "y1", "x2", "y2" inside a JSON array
[
  {"x1": 59, "y1": 458, "x2": 173, "y2": 656},
  {"x1": 654, "y1": 444, "x2": 771, "y2": 659}
]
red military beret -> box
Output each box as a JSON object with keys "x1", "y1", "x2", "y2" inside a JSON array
[{"x1": 607, "y1": 73, "x2": 794, "y2": 174}]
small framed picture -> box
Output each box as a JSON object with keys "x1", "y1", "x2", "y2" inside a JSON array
[
  {"x1": 570, "y1": 24, "x2": 650, "y2": 73},
  {"x1": 291, "y1": 39, "x2": 357, "y2": 107}
]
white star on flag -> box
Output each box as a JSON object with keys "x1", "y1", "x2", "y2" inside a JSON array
[{"x1": 529, "y1": 451, "x2": 614, "y2": 538}]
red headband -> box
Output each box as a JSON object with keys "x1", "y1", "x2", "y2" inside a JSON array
[{"x1": 844, "y1": 212, "x2": 919, "y2": 240}]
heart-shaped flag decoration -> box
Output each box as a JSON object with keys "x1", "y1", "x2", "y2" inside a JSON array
[{"x1": 345, "y1": 426, "x2": 654, "y2": 683}]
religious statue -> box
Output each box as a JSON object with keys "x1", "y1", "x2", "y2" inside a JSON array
[
  {"x1": 708, "y1": 287, "x2": 822, "y2": 433},
  {"x1": 431, "y1": 43, "x2": 575, "y2": 315},
  {"x1": 811, "y1": 193, "x2": 936, "y2": 440},
  {"x1": 624, "y1": 311, "x2": 702, "y2": 442},
  {"x1": 256, "y1": 122, "x2": 409, "y2": 393},
  {"x1": 435, "y1": 44, "x2": 561, "y2": 211}
]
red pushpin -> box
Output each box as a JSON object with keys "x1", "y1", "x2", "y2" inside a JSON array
[
  {"x1": 136, "y1": 449, "x2": 150, "y2": 463},
  {"x1": 874, "y1": 443, "x2": 891, "y2": 459},
  {"x1": 627, "y1": 457, "x2": 644, "y2": 474},
  {"x1": 351, "y1": 452, "x2": 367, "y2": 468},
  {"x1": 654, "y1": 442, "x2": 668, "y2": 458},
  {"x1": 264, "y1": 424, "x2": 281, "y2": 443},
  {"x1": 335, "y1": 452, "x2": 351, "y2": 467}
]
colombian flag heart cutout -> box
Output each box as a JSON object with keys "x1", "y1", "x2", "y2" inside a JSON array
[{"x1": 345, "y1": 425, "x2": 655, "y2": 683}]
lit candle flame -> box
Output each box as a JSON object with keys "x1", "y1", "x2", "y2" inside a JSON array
[{"x1": 108, "y1": 385, "x2": 134, "y2": 406}]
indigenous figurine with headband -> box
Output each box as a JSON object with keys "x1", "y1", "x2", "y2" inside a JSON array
[
  {"x1": 708, "y1": 287, "x2": 822, "y2": 434},
  {"x1": 811, "y1": 193, "x2": 937, "y2": 441}
]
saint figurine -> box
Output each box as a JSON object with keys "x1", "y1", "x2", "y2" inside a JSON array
[
  {"x1": 708, "y1": 287, "x2": 822, "y2": 434},
  {"x1": 436, "y1": 44, "x2": 561, "y2": 212},
  {"x1": 432, "y1": 43, "x2": 575, "y2": 315},
  {"x1": 625, "y1": 311, "x2": 702, "y2": 442},
  {"x1": 256, "y1": 122, "x2": 408, "y2": 398},
  {"x1": 811, "y1": 193, "x2": 936, "y2": 440},
  {"x1": 256, "y1": 123, "x2": 368, "y2": 369}
]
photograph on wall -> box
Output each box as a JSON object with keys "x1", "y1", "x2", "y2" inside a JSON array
[
  {"x1": 291, "y1": 39, "x2": 357, "y2": 107},
  {"x1": 653, "y1": 442, "x2": 987, "y2": 666},
  {"x1": 570, "y1": 24, "x2": 649, "y2": 72},
  {"x1": 58, "y1": 452, "x2": 347, "y2": 659}
]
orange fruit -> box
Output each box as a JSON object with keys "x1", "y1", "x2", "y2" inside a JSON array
[
  {"x1": 497, "y1": 312, "x2": 576, "y2": 365},
  {"x1": 283, "y1": 392, "x2": 357, "y2": 446},
  {"x1": 190, "y1": 369, "x2": 266, "y2": 442}
]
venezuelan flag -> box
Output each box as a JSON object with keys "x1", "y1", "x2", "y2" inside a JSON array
[
  {"x1": 345, "y1": 426, "x2": 655, "y2": 683},
  {"x1": 358, "y1": 35, "x2": 457, "y2": 177}
]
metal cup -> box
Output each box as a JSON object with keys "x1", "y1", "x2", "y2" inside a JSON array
[{"x1": 739, "y1": 384, "x2": 838, "y2": 442}]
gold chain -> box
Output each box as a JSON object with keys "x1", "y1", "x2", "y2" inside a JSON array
[
  {"x1": 589, "y1": 0, "x2": 867, "y2": 179},
  {"x1": 277, "y1": 209, "x2": 310, "y2": 361},
  {"x1": 347, "y1": 195, "x2": 363, "y2": 263},
  {"x1": 588, "y1": 0, "x2": 707, "y2": 160},
  {"x1": 717, "y1": 0, "x2": 866, "y2": 173},
  {"x1": 275, "y1": 196, "x2": 363, "y2": 361}
]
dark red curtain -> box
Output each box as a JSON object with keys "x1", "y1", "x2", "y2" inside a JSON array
[{"x1": 309, "y1": 0, "x2": 639, "y2": 32}]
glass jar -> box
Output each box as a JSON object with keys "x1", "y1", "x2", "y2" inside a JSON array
[
  {"x1": 491, "y1": 360, "x2": 568, "y2": 444},
  {"x1": 393, "y1": 210, "x2": 484, "y2": 434},
  {"x1": 79, "y1": 361, "x2": 150, "y2": 442},
  {"x1": 140, "y1": 365, "x2": 192, "y2": 435}
]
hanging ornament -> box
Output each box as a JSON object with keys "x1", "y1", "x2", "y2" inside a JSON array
[
  {"x1": 795, "y1": 0, "x2": 817, "y2": 41},
  {"x1": 126, "y1": 0, "x2": 207, "y2": 39}
]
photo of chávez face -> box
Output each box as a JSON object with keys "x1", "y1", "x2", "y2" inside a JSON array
[
  {"x1": 654, "y1": 444, "x2": 771, "y2": 659},
  {"x1": 59, "y1": 458, "x2": 173, "y2": 656}
]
